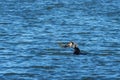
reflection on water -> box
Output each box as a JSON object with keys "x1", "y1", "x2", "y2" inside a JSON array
[{"x1": 0, "y1": 0, "x2": 120, "y2": 80}]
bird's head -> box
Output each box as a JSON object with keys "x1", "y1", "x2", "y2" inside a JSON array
[{"x1": 66, "y1": 41, "x2": 78, "y2": 48}]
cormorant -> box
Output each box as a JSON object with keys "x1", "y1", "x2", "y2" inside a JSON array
[{"x1": 63, "y1": 41, "x2": 81, "y2": 55}]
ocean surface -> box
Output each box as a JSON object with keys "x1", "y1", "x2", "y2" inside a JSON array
[{"x1": 0, "y1": 0, "x2": 120, "y2": 80}]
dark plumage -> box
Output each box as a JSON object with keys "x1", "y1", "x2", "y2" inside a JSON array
[
  {"x1": 74, "y1": 46, "x2": 80, "y2": 55},
  {"x1": 64, "y1": 41, "x2": 81, "y2": 55}
]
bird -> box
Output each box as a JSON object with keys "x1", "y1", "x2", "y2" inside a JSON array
[{"x1": 61, "y1": 41, "x2": 81, "y2": 55}]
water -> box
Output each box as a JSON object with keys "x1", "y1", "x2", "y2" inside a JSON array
[{"x1": 0, "y1": 0, "x2": 120, "y2": 80}]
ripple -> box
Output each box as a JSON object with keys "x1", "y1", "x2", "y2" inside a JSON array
[
  {"x1": 3, "y1": 73, "x2": 36, "y2": 77},
  {"x1": 30, "y1": 65, "x2": 58, "y2": 69}
]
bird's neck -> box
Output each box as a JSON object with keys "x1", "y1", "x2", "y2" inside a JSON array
[{"x1": 73, "y1": 47, "x2": 80, "y2": 55}]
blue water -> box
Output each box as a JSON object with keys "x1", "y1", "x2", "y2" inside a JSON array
[{"x1": 0, "y1": 0, "x2": 120, "y2": 80}]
